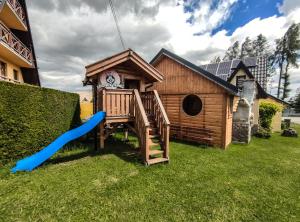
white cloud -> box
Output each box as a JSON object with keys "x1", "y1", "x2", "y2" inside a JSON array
[
  {"x1": 27, "y1": 0, "x2": 300, "y2": 99},
  {"x1": 278, "y1": 0, "x2": 300, "y2": 15}
]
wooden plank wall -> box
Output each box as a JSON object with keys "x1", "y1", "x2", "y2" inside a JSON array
[{"x1": 152, "y1": 56, "x2": 233, "y2": 148}]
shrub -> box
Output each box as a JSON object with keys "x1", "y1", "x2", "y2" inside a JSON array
[
  {"x1": 0, "y1": 81, "x2": 81, "y2": 164},
  {"x1": 254, "y1": 128, "x2": 271, "y2": 139},
  {"x1": 259, "y1": 102, "x2": 281, "y2": 130}
]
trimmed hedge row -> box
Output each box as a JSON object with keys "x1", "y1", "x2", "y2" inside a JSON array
[{"x1": 0, "y1": 81, "x2": 81, "y2": 164}]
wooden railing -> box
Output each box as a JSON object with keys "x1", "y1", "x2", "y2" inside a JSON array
[
  {"x1": 142, "y1": 90, "x2": 170, "y2": 158},
  {"x1": 98, "y1": 88, "x2": 134, "y2": 118},
  {"x1": 0, "y1": 22, "x2": 32, "y2": 64},
  {"x1": 133, "y1": 89, "x2": 150, "y2": 163},
  {"x1": 6, "y1": 0, "x2": 27, "y2": 27}
]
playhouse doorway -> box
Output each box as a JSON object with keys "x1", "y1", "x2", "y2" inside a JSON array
[{"x1": 124, "y1": 79, "x2": 140, "y2": 90}]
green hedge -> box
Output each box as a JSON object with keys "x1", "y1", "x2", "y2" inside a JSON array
[{"x1": 0, "y1": 81, "x2": 81, "y2": 165}]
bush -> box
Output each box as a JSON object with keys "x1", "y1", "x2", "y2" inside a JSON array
[
  {"x1": 259, "y1": 102, "x2": 281, "y2": 130},
  {"x1": 254, "y1": 128, "x2": 271, "y2": 139},
  {"x1": 0, "y1": 81, "x2": 81, "y2": 164}
]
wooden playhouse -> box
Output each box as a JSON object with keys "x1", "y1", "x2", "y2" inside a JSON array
[
  {"x1": 150, "y1": 49, "x2": 239, "y2": 148},
  {"x1": 83, "y1": 49, "x2": 170, "y2": 165}
]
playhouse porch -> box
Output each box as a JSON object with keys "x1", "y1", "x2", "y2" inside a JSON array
[{"x1": 84, "y1": 49, "x2": 170, "y2": 165}]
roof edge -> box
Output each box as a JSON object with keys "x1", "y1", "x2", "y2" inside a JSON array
[{"x1": 150, "y1": 48, "x2": 238, "y2": 95}]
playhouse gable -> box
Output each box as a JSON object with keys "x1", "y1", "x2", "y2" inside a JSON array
[{"x1": 85, "y1": 49, "x2": 164, "y2": 83}]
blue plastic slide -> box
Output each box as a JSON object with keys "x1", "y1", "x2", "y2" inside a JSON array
[{"x1": 11, "y1": 111, "x2": 106, "y2": 173}]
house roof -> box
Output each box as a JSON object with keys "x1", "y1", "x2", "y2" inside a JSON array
[
  {"x1": 85, "y1": 49, "x2": 164, "y2": 82},
  {"x1": 199, "y1": 56, "x2": 268, "y2": 90},
  {"x1": 227, "y1": 61, "x2": 255, "y2": 82},
  {"x1": 150, "y1": 48, "x2": 238, "y2": 95},
  {"x1": 254, "y1": 81, "x2": 289, "y2": 105}
]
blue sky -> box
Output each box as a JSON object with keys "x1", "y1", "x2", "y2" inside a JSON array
[{"x1": 184, "y1": 0, "x2": 284, "y2": 35}]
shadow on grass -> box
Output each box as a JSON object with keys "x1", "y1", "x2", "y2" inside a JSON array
[
  {"x1": 47, "y1": 136, "x2": 142, "y2": 166},
  {"x1": 100, "y1": 136, "x2": 142, "y2": 164},
  {"x1": 171, "y1": 138, "x2": 212, "y2": 149}
]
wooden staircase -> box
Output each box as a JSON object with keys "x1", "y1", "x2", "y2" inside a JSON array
[
  {"x1": 98, "y1": 88, "x2": 170, "y2": 166},
  {"x1": 134, "y1": 89, "x2": 170, "y2": 165}
]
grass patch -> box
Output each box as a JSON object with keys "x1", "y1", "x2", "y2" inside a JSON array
[{"x1": 0, "y1": 126, "x2": 300, "y2": 221}]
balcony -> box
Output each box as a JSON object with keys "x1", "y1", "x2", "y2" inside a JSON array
[
  {"x1": 0, "y1": 22, "x2": 33, "y2": 67},
  {"x1": 0, "y1": 0, "x2": 27, "y2": 31}
]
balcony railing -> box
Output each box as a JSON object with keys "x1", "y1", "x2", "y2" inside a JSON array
[
  {"x1": 6, "y1": 0, "x2": 27, "y2": 27},
  {"x1": 0, "y1": 74, "x2": 21, "y2": 83},
  {"x1": 0, "y1": 22, "x2": 33, "y2": 65}
]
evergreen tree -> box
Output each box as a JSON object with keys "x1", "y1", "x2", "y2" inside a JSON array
[
  {"x1": 253, "y1": 34, "x2": 270, "y2": 57},
  {"x1": 210, "y1": 56, "x2": 221, "y2": 63},
  {"x1": 240, "y1": 37, "x2": 253, "y2": 58},
  {"x1": 294, "y1": 93, "x2": 300, "y2": 113},
  {"x1": 223, "y1": 41, "x2": 240, "y2": 61},
  {"x1": 271, "y1": 23, "x2": 300, "y2": 100}
]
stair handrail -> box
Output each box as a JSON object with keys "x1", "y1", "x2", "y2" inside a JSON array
[
  {"x1": 133, "y1": 89, "x2": 150, "y2": 127},
  {"x1": 152, "y1": 90, "x2": 170, "y2": 126},
  {"x1": 133, "y1": 89, "x2": 150, "y2": 164}
]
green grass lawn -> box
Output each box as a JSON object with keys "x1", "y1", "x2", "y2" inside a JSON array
[{"x1": 1, "y1": 126, "x2": 300, "y2": 221}]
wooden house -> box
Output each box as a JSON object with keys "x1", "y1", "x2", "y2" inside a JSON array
[
  {"x1": 84, "y1": 49, "x2": 170, "y2": 165},
  {"x1": 0, "y1": 0, "x2": 40, "y2": 85},
  {"x1": 227, "y1": 61, "x2": 288, "y2": 132},
  {"x1": 150, "y1": 49, "x2": 239, "y2": 148}
]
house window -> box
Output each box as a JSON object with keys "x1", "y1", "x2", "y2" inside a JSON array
[
  {"x1": 236, "y1": 75, "x2": 246, "y2": 91},
  {"x1": 13, "y1": 70, "x2": 18, "y2": 81},
  {"x1": 0, "y1": 61, "x2": 6, "y2": 76},
  {"x1": 182, "y1": 94, "x2": 202, "y2": 116}
]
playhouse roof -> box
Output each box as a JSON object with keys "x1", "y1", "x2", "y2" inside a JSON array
[
  {"x1": 85, "y1": 49, "x2": 164, "y2": 82},
  {"x1": 150, "y1": 48, "x2": 238, "y2": 95}
]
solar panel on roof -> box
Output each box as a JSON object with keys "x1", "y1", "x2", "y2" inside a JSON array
[
  {"x1": 199, "y1": 56, "x2": 269, "y2": 90},
  {"x1": 206, "y1": 63, "x2": 218, "y2": 74},
  {"x1": 231, "y1": 59, "x2": 240, "y2": 68},
  {"x1": 216, "y1": 61, "x2": 231, "y2": 75},
  {"x1": 243, "y1": 57, "x2": 257, "y2": 67}
]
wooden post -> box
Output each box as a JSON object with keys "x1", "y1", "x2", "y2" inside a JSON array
[
  {"x1": 164, "y1": 125, "x2": 170, "y2": 159},
  {"x1": 92, "y1": 84, "x2": 98, "y2": 151},
  {"x1": 124, "y1": 128, "x2": 129, "y2": 142},
  {"x1": 145, "y1": 127, "x2": 150, "y2": 164},
  {"x1": 99, "y1": 122, "x2": 105, "y2": 149}
]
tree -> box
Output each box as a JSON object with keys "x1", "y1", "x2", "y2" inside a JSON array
[
  {"x1": 253, "y1": 34, "x2": 270, "y2": 57},
  {"x1": 210, "y1": 56, "x2": 221, "y2": 63},
  {"x1": 240, "y1": 37, "x2": 253, "y2": 58},
  {"x1": 271, "y1": 23, "x2": 300, "y2": 100},
  {"x1": 223, "y1": 41, "x2": 240, "y2": 61},
  {"x1": 294, "y1": 93, "x2": 300, "y2": 113}
]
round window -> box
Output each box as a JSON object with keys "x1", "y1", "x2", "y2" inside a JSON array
[{"x1": 182, "y1": 95, "x2": 202, "y2": 116}]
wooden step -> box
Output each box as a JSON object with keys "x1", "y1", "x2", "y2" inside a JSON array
[
  {"x1": 147, "y1": 157, "x2": 169, "y2": 165},
  {"x1": 149, "y1": 149, "x2": 164, "y2": 156},
  {"x1": 149, "y1": 141, "x2": 161, "y2": 147},
  {"x1": 149, "y1": 134, "x2": 159, "y2": 139},
  {"x1": 149, "y1": 128, "x2": 158, "y2": 135}
]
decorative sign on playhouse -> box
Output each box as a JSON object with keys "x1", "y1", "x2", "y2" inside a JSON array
[{"x1": 99, "y1": 70, "x2": 123, "y2": 89}]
